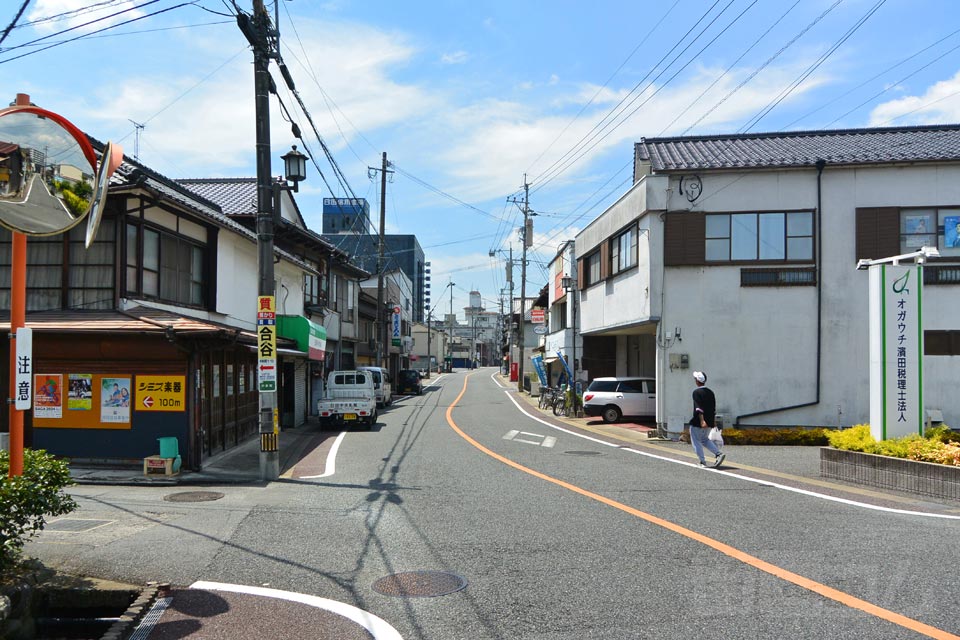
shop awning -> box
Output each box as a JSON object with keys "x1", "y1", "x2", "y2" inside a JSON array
[{"x1": 278, "y1": 315, "x2": 327, "y2": 361}]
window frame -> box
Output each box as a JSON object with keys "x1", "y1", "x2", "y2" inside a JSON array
[
  {"x1": 583, "y1": 251, "x2": 601, "y2": 287},
  {"x1": 609, "y1": 224, "x2": 638, "y2": 276},
  {"x1": 705, "y1": 210, "x2": 815, "y2": 264},
  {"x1": 126, "y1": 219, "x2": 207, "y2": 308}
]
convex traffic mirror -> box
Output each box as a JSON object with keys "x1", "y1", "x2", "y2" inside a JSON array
[{"x1": 0, "y1": 106, "x2": 102, "y2": 237}]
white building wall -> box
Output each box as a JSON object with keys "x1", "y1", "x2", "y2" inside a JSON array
[
  {"x1": 656, "y1": 164, "x2": 960, "y2": 429},
  {"x1": 578, "y1": 177, "x2": 666, "y2": 334}
]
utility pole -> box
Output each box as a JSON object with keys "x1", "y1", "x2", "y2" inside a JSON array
[
  {"x1": 238, "y1": 0, "x2": 280, "y2": 479},
  {"x1": 370, "y1": 152, "x2": 392, "y2": 370},
  {"x1": 448, "y1": 277, "x2": 455, "y2": 370},
  {"x1": 507, "y1": 177, "x2": 531, "y2": 392}
]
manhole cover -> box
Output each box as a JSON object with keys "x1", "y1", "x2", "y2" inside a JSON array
[
  {"x1": 46, "y1": 518, "x2": 112, "y2": 532},
  {"x1": 372, "y1": 571, "x2": 467, "y2": 598},
  {"x1": 163, "y1": 491, "x2": 225, "y2": 503},
  {"x1": 564, "y1": 450, "x2": 603, "y2": 456}
]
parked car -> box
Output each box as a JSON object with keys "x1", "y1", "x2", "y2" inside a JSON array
[
  {"x1": 582, "y1": 377, "x2": 656, "y2": 423},
  {"x1": 396, "y1": 369, "x2": 423, "y2": 395},
  {"x1": 357, "y1": 366, "x2": 393, "y2": 407}
]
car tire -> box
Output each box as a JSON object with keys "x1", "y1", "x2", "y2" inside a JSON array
[
  {"x1": 366, "y1": 410, "x2": 378, "y2": 430},
  {"x1": 602, "y1": 405, "x2": 622, "y2": 423}
]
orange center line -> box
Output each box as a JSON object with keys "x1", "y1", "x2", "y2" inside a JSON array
[{"x1": 446, "y1": 375, "x2": 958, "y2": 640}]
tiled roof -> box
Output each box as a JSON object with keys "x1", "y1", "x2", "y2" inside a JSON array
[
  {"x1": 0, "y1": 307, "x2": 257, "y2": 340},
  {"x1": 178, "y1": 178, "x2": 258, "y2": 215},
  {"x1": 86, "y1": 138, "x2": 318, "y2": 275},
  {"x1": 637, "y1": 124, "x2": 960, "y2": 172}
]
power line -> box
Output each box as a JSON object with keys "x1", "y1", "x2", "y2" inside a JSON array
[
  {"x1": 523, "y1": 0, "x2": 681, "y2": 176},
  {"x1": 533, "y1": 0, "x2": 750, "y2": 194},
  {"x1": 680, "y1": 0, "x2": 844, "y2": 135},
  {"x1": 657, "y1": 0, "x2": 801, "y2": 136},
  {"x1": 738, "y1": 0, "x2": 887, "y2": 133},
  {"x1": 0, "y1": 2, "x2": 197, "y2": 64},
  {"x1": 0, "y1": 0, "x2": 32, "y2": 46},
  {"x1": 528, "y1": 0, "x2": 726, "y2": 191}
]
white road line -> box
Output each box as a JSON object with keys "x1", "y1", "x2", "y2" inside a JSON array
[
  {"x1": 190, "y1": 581, "x2": 403, "y2": 640},
  {"x1": 500, "y1": 389, "x2": 960, "y2": 520},
  {"x1": 504, "y1": 430, "x2": 519, "y2": 440},
  {"x1": 300, "y1": 430, "x2": 347, "y2": 479}
]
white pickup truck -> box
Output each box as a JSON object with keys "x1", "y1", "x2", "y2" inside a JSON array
[{"x1": 317, "y1": 370, "x2": 378, "y2": 429}]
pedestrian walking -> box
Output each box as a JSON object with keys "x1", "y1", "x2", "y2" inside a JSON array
[{"x1": 690, "y1": 371, "x2": 725, "y2": 468}]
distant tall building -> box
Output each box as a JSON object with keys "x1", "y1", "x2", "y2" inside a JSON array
[
  {"x1": 323, "y1": 232, "x2": 426, "y2": 324},
  {"x1": 322, "y1": 197, "x2": 371, "y2": 234}
]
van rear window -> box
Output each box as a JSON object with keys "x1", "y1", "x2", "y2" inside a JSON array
[{"x1": 587, "y1": 380, "x2": 619, "y2": 392}]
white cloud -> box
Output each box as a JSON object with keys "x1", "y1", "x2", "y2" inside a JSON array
[
  {"x1": 441, "y1": 51, "x2": 469, "y2": 65},
  {"x1": 68, "y1": 17, "x2": 439, "y2": 178},
  {"x1": 868, "y1": 70, "x2": 960, "y2": 127},
  {"x1": 26, "y1": 0, "x2": 143, "y2": 33}
]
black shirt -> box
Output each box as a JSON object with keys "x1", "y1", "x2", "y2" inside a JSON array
[{"x1": 691, "y1": 386, "x2": 716, "y2": 429}]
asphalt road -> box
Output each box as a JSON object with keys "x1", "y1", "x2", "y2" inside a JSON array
[{"x1": 25, "y1": 368, "x2": 960, "y2": 639}]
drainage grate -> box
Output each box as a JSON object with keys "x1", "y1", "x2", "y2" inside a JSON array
[
  {"x1": 372, "y1": 571, "x2": 467, "y2": 598},
  {"x1": 163, "y1": 491, "x2": 225, "y2": 503},
  {"x1": 46, "y1": 518, "x2": 113, "y2": 532},
  {"x1": 564, "y1": 450, "x2": 603, "y2": 456}
]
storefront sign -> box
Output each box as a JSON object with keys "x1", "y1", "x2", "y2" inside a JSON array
[
  {"x1": 869, "y1": 264, "x2": 922, "y2": 439},
  {"x1": 257, "y1": 295, "x2": 277, "y2": 391},
  {"x1": 392, "y1": 308, "x2": 401, "y2": 347},
  {"x1": 531, "y1": 309, "x2": 545, "y2": 324},
  {"x1": 135, "y1": 375, "x2": 186, "y2": 411}
]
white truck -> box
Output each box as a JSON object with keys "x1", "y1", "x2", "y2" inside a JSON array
[{"x1": 317, "y1": 370, "x2": 378, "y2": 429}]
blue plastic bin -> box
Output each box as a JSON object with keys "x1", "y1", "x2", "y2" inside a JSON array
[{"x1": 158, "y1": 437, "x2": 179, "y2": 459}]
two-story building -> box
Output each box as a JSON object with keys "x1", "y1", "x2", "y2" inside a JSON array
[
  {"x1": 1, "y1": 146, "x2": 322, "y2": 468},
  {"x1": 577, "y1": 124, "x2": 960, "y2": 431}
]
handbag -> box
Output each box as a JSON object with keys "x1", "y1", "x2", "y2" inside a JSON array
[{"x1": 708, "y1": 426, "x2": 724, "y2": 448}]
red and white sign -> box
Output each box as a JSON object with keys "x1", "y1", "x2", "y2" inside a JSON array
[
  {"x1": 531, "y1": 309, "x2": 545, "y2": 324},
  {"x1": 142, "y1": 396, "x2": 154, "y2": 409}
]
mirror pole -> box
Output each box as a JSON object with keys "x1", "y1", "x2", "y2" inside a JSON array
[{"x1": 7, "y1": 92, "x2": 30, "y2": 477}]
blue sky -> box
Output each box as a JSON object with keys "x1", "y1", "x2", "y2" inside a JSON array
[{"x1": 5, "y1": 0, "x2": 960, "y2": 318}]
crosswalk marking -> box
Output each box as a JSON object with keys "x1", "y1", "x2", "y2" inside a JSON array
[{"x1": 503, "y1": 430, "x2": 556, "y2": 448}]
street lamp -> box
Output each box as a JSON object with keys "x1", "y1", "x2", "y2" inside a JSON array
[
  {"x1": 561, "y1": 274, "x2": 581, "y2": 417},
  {"x1": 426, "y1": 281, "x2": 454, "y2": 379}
]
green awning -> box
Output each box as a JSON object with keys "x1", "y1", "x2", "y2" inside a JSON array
[{"x1": 277, "y1": 315, "x2": 327, "y2": 361}]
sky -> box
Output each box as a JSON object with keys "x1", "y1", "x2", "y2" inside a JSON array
[{"x1": 4, "y1": 0, "x2": 960, "y2": 319}]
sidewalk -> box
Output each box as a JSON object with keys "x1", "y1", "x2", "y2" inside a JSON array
[{"x1": 68, "y1": 418, "x2": 338, "y2": 486}]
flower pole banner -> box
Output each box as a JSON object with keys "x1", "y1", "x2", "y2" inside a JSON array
[{"x1": 869, "y1": 264, "x2": 923, "y2": 440}]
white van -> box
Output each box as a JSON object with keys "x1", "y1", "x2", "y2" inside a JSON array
[{"x1": 357, "y1": 366, "x2": 393, "y2": 407}]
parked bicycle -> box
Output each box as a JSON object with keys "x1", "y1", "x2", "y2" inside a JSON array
[
  {"x1": 538, "y1": 386, "x2": 559, "y2": 410},
  {"x1": 552, "y1": 385, "x2": 572, "y2": 417}
]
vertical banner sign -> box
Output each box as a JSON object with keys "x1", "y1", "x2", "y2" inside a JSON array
[
  {"x1": 869, "y1": 264, "x2": 922, "y2": 440},
  {"x1": 392, "y1": 305, "x2": 401, "y2": 347},
  {"x1": 14, "y1": 327, "x2": 32, "y2": 410},
  {"x1": 257, "y1": 296, "x2": 277, "y2": 391}
]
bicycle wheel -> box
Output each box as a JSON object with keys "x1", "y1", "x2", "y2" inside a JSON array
[
  {"x1": 539, "y1": 390, "x2": 550, "y2": 410},
  {"x1": 552, "y1": 397, "x2": 567, "y2": 417}
]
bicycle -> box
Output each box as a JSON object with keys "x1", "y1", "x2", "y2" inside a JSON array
[
  {"x1": 538, "y1": 386, "x2": 557, "y2": 410},
  {"x1": 552, "y1": 385, "x2": 572, "y2": 417}
]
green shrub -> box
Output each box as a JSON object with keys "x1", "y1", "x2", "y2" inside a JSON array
[
  {"x1": 826, "y1": 423, "x2": 960, "y2": 467},
  {"x1": 0, "y1": 449, "x2": 77, "y2": 575},
  {"x1": 723, "y1": 427, "x2": 830, "y2": 446}
]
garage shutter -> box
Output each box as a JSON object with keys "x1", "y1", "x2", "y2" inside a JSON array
[{"x1": 294, "y1": 360, "x2": 307, "y2": 427}]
